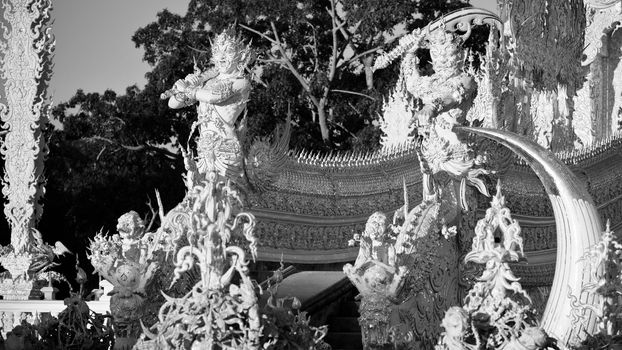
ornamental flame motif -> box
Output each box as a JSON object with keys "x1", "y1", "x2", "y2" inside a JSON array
[{"x1": 134, "y1": 172, "x2": 259, "y2": 350}]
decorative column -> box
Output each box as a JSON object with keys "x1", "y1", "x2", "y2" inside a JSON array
[
  {"x1": 500, "y1": 0, "x2": 586, "y2": 151},
  {"x1": 0, "y1": 0, "x2": 53, "y2": 300},
  {"x1": 0, "y1": 1, "x2": 53, "y2": 253},
  {"x1": 573, "y1": 0, "x2": 622, "y2": 145}
]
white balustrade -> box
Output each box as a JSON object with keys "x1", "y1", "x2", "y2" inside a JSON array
[{"x1": 0, "y1": 300, "x2": 110, "y2": 336}]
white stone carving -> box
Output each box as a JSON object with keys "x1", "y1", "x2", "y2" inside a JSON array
[
  {"x1": 134, "y1": 174, "x2": 260, "y2": 349},
  {"x1": 583, "y1": 0, "x2": 622, "y2": 66},
  {"x1": 379, "y1": 80, "x2": 416, "y2": 149},
  {"x1": 436, "y1": 182, "x2": 553, "y2": 350},
  {"x1": 0, "y1": 0, "x2": 54, "y2": 254}
]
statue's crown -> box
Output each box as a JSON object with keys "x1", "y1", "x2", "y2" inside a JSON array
[
  {"x1": 427, "y1": 30, "x2": 463, "y2": 70},
  {"x1": 211, "y1": 27, "x2": 251, "y2": 65}
]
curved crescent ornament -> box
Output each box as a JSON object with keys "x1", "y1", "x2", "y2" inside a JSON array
[{"x1": 456, "y1": 126, "x2": 602, "y2": 346}]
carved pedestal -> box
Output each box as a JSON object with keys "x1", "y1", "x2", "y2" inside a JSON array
[
  {"x1": 0, "y1": 252, "x2": 43, "y2": 300},
  {"x1": 0, "y1": 279, "x2": 43, "y2": 300},
  {"x1": 110, "y1": 292, "x2": 145, "y2": 350},
  {"x1": 358, "y1": 294, "x2": 393, "y2": 350}
]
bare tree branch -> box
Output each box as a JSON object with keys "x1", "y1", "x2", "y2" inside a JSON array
[
  {"x1": 326, "y1": 6, "x2": 359, "y2": 65},
  {"x1": 96, "y1": 145, "x2": 107, "y2": 161},
  {"x1": 304, "y1": 20, "x2": 320, "y2": 72},
  {"x1": 337, "y1": 42, "x2": 391, "y2": 69},
  {"x1": 268, "y1": 21, "x2": 313, "y2": 94},
  {"x1": 328, "y1": 0, "x2": 339, "y2": 82},
  {"x1": 331, "y1": 89, "x2": 377, "y2": 101},
  {"x1": 347, "y1": 101, "x2": 362, "y2": 116},
  {"x1": 145, "y1": 195, "x2": 158, "y2": 232},
  {"x1": 325, "y1": 7, "x2": 359, "y2": 41},
  {"x1": 328, "y1": 119, "x2": 358, "y2": 140},
  {"x1": 80, "y1": 136, "x2": 180, "y2": 160},
  {"x1": 239, "y1": 24, "x2": 278, "y2": 44}
]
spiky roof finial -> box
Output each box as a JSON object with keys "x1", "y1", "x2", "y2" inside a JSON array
[{"x1": 491, "y1": 179, "x2": 505, "y2": 208}]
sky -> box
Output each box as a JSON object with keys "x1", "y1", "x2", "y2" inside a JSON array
[
  {"x1": 49, "y1": 0, "x2": 189, "y2": 103},
  {"x1": 47, "y1": 0, "x2": 498, "y2": 104}
]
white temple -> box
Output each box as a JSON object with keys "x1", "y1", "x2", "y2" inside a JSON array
[{"x1": 0, "y1": 0, "x2": 622, "y2": 349}]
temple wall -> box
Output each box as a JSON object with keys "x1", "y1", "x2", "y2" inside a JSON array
[{"x1": 608, "y1": 27, "x2": 622, "y2": 133}]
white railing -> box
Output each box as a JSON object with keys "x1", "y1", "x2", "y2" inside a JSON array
[{"x1": 0, "y1": 299, "x2": 110, "y2": 336}]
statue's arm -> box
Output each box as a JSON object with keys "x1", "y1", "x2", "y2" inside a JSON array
[
  {"x1": 166, "y1": 70, "x2": 220, "y2": 109},
  {"x1": 353, "y1": 239, "x2": 372, "y2": 269},
  {"x1": 194, "y1": 78, "x2": 251, "y2": 105},
  {"x1": 437, "y1": 74, "x2": 476, "y2": 109},
  {"x1": 168, "y1": 78, "x2": 196, "y2": 109},
  {"x1": 402, "y1": 52, "x2": 420, "y2": 91}
]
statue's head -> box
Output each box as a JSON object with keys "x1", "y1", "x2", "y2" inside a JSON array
[
  {"x1": 117, "y1": 211, "x2": 145, "y2": 239},
  {"x1": 441, "y1": 306, "x2": 469, "y2": 338},
  {"x1": 364, "y1": 211, "x2": 388, "y2": 242},
  {"x1": 517, "y1": 327, "x2": 549, "y2": 350},
  {"x1": 427, "y1": 30, "x2": 463, "y2": 75},
  {"x1": 364, "y1": 264, "x2": 392, "y2": 290},
  {"x1": 211, "y1": 27, "x2": 251, "y2": 74}
]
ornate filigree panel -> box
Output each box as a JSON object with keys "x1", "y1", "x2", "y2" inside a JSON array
[
  {"x1": 253, "y1": 136, "x2": 622, "y2": 258},
  {"x1": 0, "y1": 0, "x2": 53, "y2": 253},
  {"x1": 249, "y1": 184, "x2": 423, "y2": 218},
  {"x1": 510, "y1": 263, "x2": 556, "y2": 286},
  {"x1": 255, "y1": 220, "x2": 365, "y2": 250},
  {"x1": 521, "y1": 225, "x2": 557, "y2": 251}
]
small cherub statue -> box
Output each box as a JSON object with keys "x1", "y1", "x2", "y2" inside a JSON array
[
  {"x1": 115, "y1": 211, "x2": 146, "y2": 261},
  {"x1": 436, "y1": 306, "x2": 472, "y2": 350},
  {"x1": 344, "y1": 212, "x2": 408, "y2": 298},
  {"x1": 352, "y1": 212, "x2": 396, "y2": 272}
]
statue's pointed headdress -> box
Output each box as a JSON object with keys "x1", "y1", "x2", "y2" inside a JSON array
[{"x1": 211, "y1": 26, "x2": 254, "y2": 72}]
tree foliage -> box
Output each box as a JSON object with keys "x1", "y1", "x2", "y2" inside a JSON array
[{"x1": 131, "y1": 0, "x2": 472, "y2": 149}]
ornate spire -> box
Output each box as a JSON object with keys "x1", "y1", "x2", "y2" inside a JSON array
[{"x1": 0, "y1": 0, "x2": 54, "y2": 254}]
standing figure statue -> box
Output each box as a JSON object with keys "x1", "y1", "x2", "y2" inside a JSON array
[
  {"x1": 349, "y1": 10, "x2": 502, "y2": 348},
  {"x1": 402, "y1": 29, "x2": 477, "y2": 129},
  {"x1": 164, "y1": 27, "x2": 253, "y2": 184}
]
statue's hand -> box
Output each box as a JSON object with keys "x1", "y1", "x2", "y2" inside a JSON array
[
  {"x1": 396, "y1": 265, "x2": 409, "y2": 278},
  {"x1": 416, "y1": 104, "x2": 437, "y2": 127},
  {"x1": 343, "y1": 263, "x2": 355, "y2": 276},
  {"x1": 184, "y1": 73, "x2": 202, "y2": 86},
  {"x1": 174, "y1": 79, "x2": 190, "y2": 93}
]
